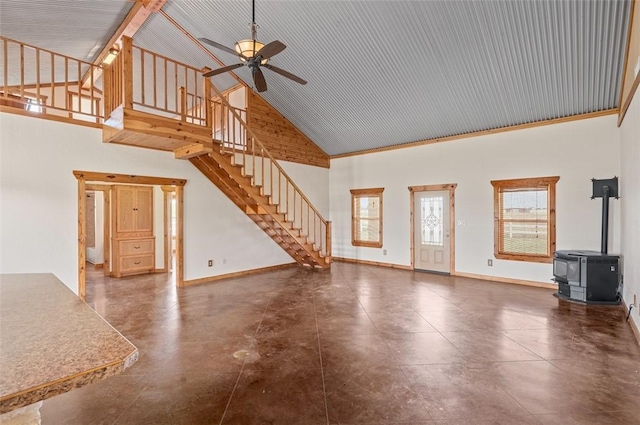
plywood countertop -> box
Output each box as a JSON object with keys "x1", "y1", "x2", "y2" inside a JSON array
[{"x1": 0, "y1": 274, "x2": 138, "y2": 414}]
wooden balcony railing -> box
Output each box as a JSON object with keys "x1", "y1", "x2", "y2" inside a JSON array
[
  {"x1": 209, "y1": 90, "x2": 332, "y2": 260},
  {"x1": 0, "y1": 36, "x2": 103, "y2": 123},
  {"x1": 103, "y1": 36, "x2": 208, "y2": 126}
]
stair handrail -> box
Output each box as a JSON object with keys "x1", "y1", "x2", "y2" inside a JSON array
[{"x1": 206, "y1": 78, "x2": 331, "y2": 259}]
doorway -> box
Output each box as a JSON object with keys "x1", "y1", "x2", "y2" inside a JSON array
[
  {"x1": 74, "y1": 171, "x2": 186, "y2": 301},
  {"x1": 409, "y1": 184, "x2": 457, "y2": 274}
]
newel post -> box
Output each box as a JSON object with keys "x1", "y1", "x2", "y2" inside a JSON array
[
  {"x1": 326, "y1": 221, "x2": 332, "y2": 261},
  {"x1": 202, "y1": 67, "x2": 212, "y2": 128},
  {"x1": 121, "y1": 36, "x2": 134, "y2": 110}
]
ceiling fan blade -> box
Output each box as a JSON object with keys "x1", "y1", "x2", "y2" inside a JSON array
[
  {"x1": 199, "y1": 37, "x2": 245, "y2": 59},
  {"x1": 263, "y1": 64, "x2": 307, "y2": 85},
  {"x1": 256, "y1": 40, "x2": 286, "y2": 60},
  {"x1": 253, "y1": 68, "x2": 267, "y2": 92},
  {"x1": 203, "y1": 63, "x2": 244, "y2": 78}
]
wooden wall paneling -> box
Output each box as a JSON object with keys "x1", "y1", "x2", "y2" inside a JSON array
[{"x1": 247, "y1": 91, "x2": 329, "y2": 168}]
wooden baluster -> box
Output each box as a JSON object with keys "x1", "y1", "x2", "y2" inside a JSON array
[
  {"x1": 122, "y1": 36, "x2": 133, "y2": 110},
  {"x1": 35, "y1": 48, "x2": 40, "y2": 109},
  {"x1": 64, "y1": 57, "x2": 69, "y2": 116},
  {"x1": 202, "y1": 68, "x2": 212, "y2": 128},
  {"x1": 326, "y1": 221, "x2": 332, "y2": 259},
  {"x1": 19, "y1": 44, "x2": 24, "y2": 101},
  {"x1": 77, "y1": 60, "x2": 81, "y2": 113},
  {"x1": 2, "y1": 39, "x2": 7, "y2": 96},
  {"x1": 270, "y1": 160, "x2": 274, "y2": 201},
  {"x1": 174, "y1": 62, "x2": 178, "y2": 114},
  {"x1": 184, "y1": 65, "x2": 188, "y2": 117},
  {"x1": 261, "y1": 148, "x2": 265, "y2": 189},
  {"x1": 140, "y1": 49, "x2": 145, "y2": 105},
  {"x1": 50, "y1": 52, "x2": 55, "y2": 109},
  {"x1": 153, "y1": 53, "x2": 157, "y2": 109},
  {"x1": 179, "y1": 86, "x2": 186, "y2": 122},
  {"x1": 90, "y1": 64, "x2": 94, "y2": 117},
  {"x1": 252, "y1": 137, "x2": 256, "y2": 182},
  {"x1": 164, "y1": 58, "x2": 168, "y2": 111}
]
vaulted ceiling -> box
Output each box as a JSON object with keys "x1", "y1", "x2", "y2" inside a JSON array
[{"x1": 0, "y1": 0, "x2": 633, "y2": 156}]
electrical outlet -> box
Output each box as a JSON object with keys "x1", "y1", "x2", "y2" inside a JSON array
[
  {"x1": 222, "y1": 258, "x2": 227, "y2": 265},
  {"x1": 488, "y1": 259, "x2": 493, "y2": 266},
  {"x1": 634, "y1": 294, "x2": 638, "y2": 308},
  {"x1": 208, "y1": 260, "x2": 213, "y2": 267},
  {"x1": 383, "y1": 249, "x2": 387, "y2": 255}
]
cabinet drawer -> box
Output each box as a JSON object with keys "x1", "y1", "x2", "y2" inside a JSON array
[
  {"x1": 120, "y1": 254, "x2": 154, "y2": 273},
  {"x1": 119, "y1": 239, "x2": 154, "y2": 255}
]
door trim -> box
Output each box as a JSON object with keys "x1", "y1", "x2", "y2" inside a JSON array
[{"x1": 408, "y1": 184, "x2": 457, "y2": 273}]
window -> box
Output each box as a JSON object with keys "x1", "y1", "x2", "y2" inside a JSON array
[
  {"x1": 491, "y1": 176, "x2": 559, "y2": 263},
  {"x1": 351, "y1": 187, "x2": 384, "y2": 248}
]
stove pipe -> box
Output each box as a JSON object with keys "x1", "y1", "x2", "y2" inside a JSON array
[{"x1": 601, "y1": 185, "x2": 609, "y2": 254}]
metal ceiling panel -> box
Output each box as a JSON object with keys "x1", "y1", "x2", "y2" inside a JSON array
[
  {"x1": 133, "y1": 12, "x2": 238, "y2": 93},
  {"x1": 0, "y1": 0, "x2": 133, "y2": 62},
  {"x1": 163, "y1": 0, "x2": 631, "y2": 155},
  {"x1": 0, "y1": 0, "x2": 633, "y2": 155}
]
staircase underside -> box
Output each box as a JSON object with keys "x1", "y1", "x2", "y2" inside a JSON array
[
  {"x1": 103, "y1": 106, "x2": 212, "y2": 151},
  {"x1": 191, "y1": 154, "x2": 329, "y2": 269},
  {"x1": 100, "y1": 118, "x2": 329, "y2": 269}
]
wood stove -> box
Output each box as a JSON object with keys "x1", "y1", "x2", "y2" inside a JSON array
[{"x1": 553, "y1": 178, "x2": 621, "y2": 305}]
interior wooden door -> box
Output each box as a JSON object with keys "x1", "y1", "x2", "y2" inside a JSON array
[
  {"x1": 115, "y1": 186, "x2": 136, "y2": 234},
  {"x1": 414, "y1": 190, "x2": 450, "y2": 273},
  {"x1": 135, "y1": 186, "x2": 153, "y2": 233}
]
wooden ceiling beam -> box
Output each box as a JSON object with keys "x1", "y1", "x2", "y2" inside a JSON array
[{"x1": 81, "y1": 0, "x2": 167, "y2": 88}]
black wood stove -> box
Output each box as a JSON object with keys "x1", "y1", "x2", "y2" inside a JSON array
[{"x1": 553, "y1": 178, "x2": 621, "y2": 305}]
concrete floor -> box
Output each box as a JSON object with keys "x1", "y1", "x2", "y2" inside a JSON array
[{"x1": 41, "y1": 262, "x2": 640, "y2": 424}]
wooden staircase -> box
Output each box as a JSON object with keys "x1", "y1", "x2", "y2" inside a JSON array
[
  {"x1": 98, "y1": 37, "x2": 331, "y2": 268},
  {"x1": 180, "y1": 96, "x2": 332, "y2": 269}
]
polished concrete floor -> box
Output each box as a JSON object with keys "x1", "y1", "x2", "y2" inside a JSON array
[{"x1": 41, "y1": 262, "x2": 640, "y2": 424}]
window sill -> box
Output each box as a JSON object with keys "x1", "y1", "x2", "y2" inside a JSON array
[{"x1": 494, "y1": 253, "x2": 553, "y2": 264}]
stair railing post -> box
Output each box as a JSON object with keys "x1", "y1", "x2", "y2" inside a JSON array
[
  {"x1": 202, "y1": 68, "x2": 212, "y2": 128},
  {"x1": 121, "y1": 36, "x2": 133, "y2": 110},
  {"x1": 326, "y1": 221, "x2": 332, "y2": 260},
  {"x1": 179, "y1": 86, "x2": 186, "y2": 122}
]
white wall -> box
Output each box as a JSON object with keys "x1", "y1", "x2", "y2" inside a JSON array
[
  {"x1": 620, "y1": 84, "x2": 640, "y2": 331},
  {"x1": 0, "y1": 112, "x2": 325, "y2": 293},
  {"x1": 330, "y1": 115, "x2": 621, "y2": 283}
]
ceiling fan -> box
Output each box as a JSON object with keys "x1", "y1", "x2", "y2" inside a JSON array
[{"x1": 199, "y1": 0, "x2": 307, "y2": 92}]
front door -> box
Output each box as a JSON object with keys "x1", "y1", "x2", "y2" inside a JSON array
[{"x1": 414, "y1": 190, "x2": 450, "y2": 273}]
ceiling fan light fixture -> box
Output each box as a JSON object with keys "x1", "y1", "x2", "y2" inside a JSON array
[{"x1": 234, "y1": 39, "x2": 268, "y2": 64}]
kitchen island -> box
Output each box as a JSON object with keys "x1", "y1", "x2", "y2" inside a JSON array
[{"x1": 0, "y1": 274, "x2": 138, "y2": 424}]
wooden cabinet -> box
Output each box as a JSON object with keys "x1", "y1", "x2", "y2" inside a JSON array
[
  {"x1": 112, "y1": 236, "x2": 155, "y2": 277},
  {"x1": 114, "y1": 185, "x2": 153, "y2": 236},
  {"x1": 112, "y1": 185, "x2": 155, "y2": 277}
]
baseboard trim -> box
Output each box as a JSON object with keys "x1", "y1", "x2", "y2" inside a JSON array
[
  {"x1": 93, "y1": 263, "x2": 104, "y2": 269},
  {"x1": 622, "y1": 299, "x2": 640, "y2": 347},
  {"x1": 453, "y1": 271, "x2": 557, "y2": 289},
  {"x1": 332, "y1": 257, "x2": 413, "y2": 271},
  {"x1": 182, "y1": 263, "x2": 298, "y2": 287}
]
